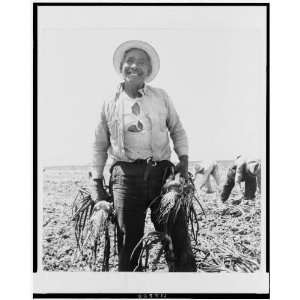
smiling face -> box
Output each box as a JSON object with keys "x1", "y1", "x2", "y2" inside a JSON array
[{"x1": 120, "y1": 48, "x2": 152, "y2": 85}]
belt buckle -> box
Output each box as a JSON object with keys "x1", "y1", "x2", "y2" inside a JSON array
[
  {"x1": 144, "y1": 157, "x2": 157, "y2": 181},
  {"x1": 146, "y1": 156, "x2": 157, "y2": 167}
]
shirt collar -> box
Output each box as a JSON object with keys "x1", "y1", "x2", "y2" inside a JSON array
[
  {"x1": 138, "y1": 84, "x2": 148, "y2": 96},
  {"x1": 117, "y1": 82, "x2": 149, "y2": 97}
]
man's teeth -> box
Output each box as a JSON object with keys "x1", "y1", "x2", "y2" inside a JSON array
[{"x1": 128, "y1": 69, "x2": 139, "y2": 74}]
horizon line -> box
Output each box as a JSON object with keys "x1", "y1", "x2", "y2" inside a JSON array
[{"x1": 42, "y1": 159, "x2": 237, "y2": 169}]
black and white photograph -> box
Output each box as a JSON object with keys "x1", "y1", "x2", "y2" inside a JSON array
[{"x1": 33, "y1": 2, "x2": 269, "y2": 297}]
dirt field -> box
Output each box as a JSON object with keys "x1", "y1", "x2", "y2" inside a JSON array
[{"x1": 42, "y1": 161, "x2": 261, "y2": 272}]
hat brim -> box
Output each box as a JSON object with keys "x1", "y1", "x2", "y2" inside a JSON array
[{"x1": 113, "y1": 40, "x2": 160, "y2": 83}]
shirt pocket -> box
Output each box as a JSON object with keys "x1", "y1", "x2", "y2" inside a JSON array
[{"x1": 158, "y1": 112, "x2": 168, "y2": 132}]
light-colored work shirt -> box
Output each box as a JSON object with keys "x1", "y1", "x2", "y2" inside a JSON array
[
  {"x1": 194, "y1": 160, "x2": 221, "y2": 189},
  {"x1": 92, "y1": 84, "x2": 188, "y2": 178},
  {"x1": 194, "y1": 160, "x2": 217, "y2": 175}
]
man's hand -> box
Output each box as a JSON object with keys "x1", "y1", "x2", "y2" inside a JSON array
[
  {"x1": 89, "y1": 177, "x2": 110, "y2": 202},
  {"x1": 175, "y1": 155, "x2": 189, "y2": 179}
]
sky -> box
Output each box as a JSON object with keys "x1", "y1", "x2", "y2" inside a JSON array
[{"x1": 38, "y1": 5, "x2": 267, "y2": 167}]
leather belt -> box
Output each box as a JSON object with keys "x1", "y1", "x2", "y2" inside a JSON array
[{"x1": 110, "y1": 157, "x2": 171, "y2": 181}]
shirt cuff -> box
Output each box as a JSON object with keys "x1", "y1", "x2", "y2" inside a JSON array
[{"x1": 175, "y1": 146, "x2": 189, "y2": 158}]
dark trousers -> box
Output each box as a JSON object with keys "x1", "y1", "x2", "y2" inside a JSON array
[
  {"x1": 110, "y1": 160, "x2": 196, "y2": 272},
  {"x1": 220, "y1": 167, "x2": 257, "y2": 202}
]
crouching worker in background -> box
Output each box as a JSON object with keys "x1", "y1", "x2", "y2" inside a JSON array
[
  {"x1": 90, "y1": 40, "x2": 196, "y2": 272},
  {"x1": 220, "y1": 155, "x2": 261, "y2": 204},
  {"x1": 194, "y1": 160, "x2": 221, "y2": 194}
]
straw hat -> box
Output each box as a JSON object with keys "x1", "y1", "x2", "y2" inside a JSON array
[{"x1": 113, "y1": 40, "x2": 160, "y2": 83}]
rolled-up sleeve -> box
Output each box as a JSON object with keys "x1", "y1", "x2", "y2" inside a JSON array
[
  {"x1": 163, "y1": 91, "x2": 188, "y2": 157},
  {"x1": 92, "y1": 102, "x2": 110, "y2": 178}
]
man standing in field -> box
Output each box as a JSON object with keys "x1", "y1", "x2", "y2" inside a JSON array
[
  {"x1": 90, "y1": 40, "x2": 196, "y2": 272},
  {"x1": 220, "y1": 155, "x2": 261, "y2": 204}
]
